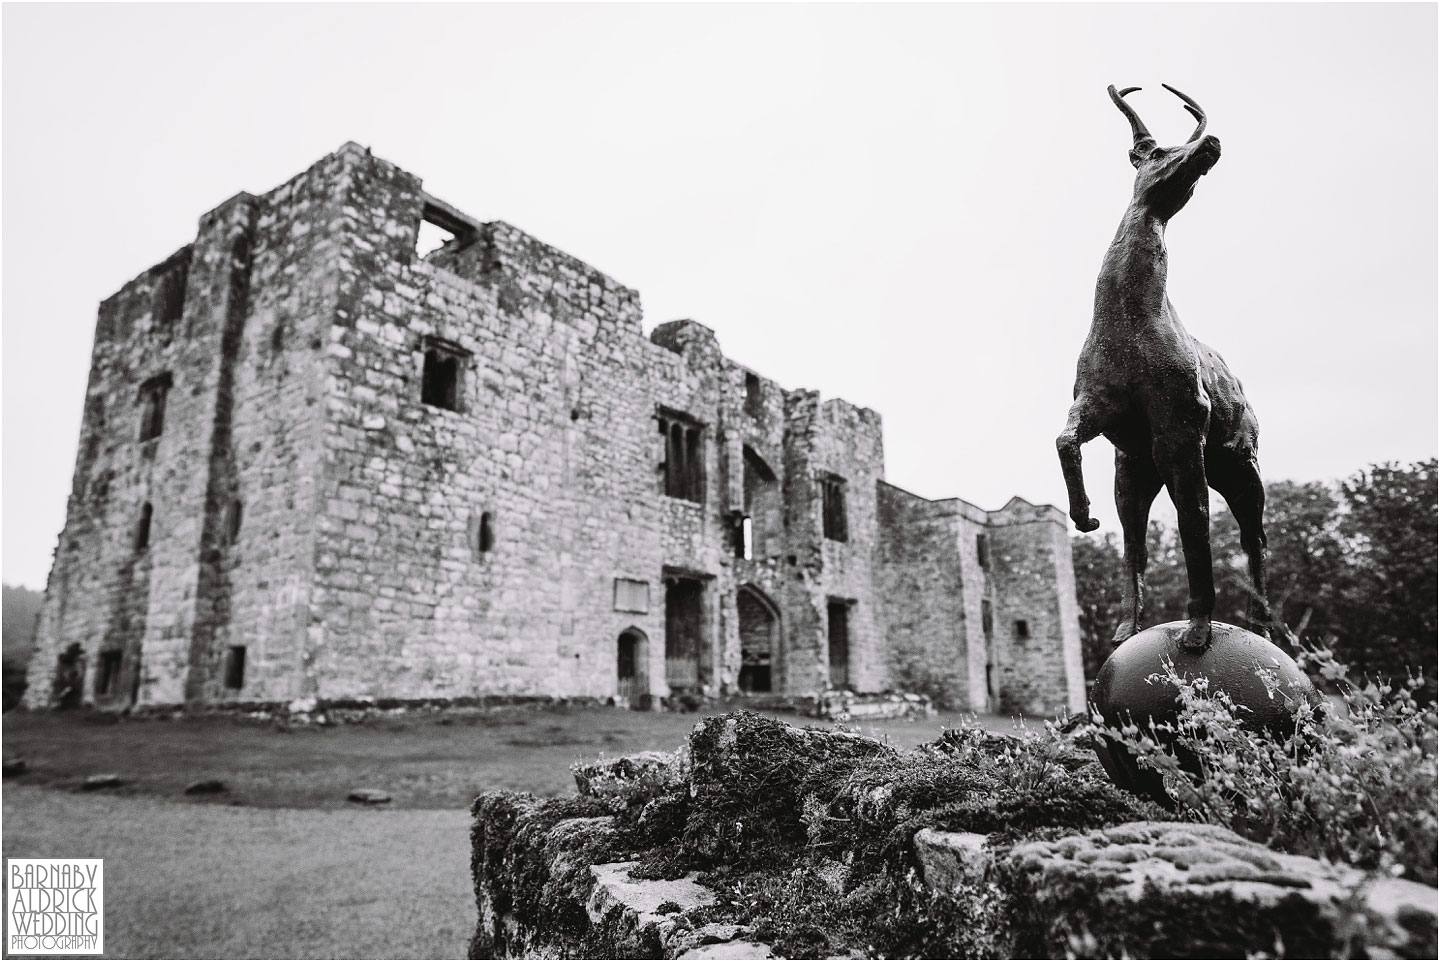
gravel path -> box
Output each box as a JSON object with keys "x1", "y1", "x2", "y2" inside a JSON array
[{"x1": 2, "y1": 786, "x2": 473, "y2": 959}]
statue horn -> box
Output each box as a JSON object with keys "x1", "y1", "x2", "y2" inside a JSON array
[
  {"x1": 1108, "y1": 85, "x2": 1154, "y2": 146},
  {"x1": 1161, "y1": 84, "x2": 1207, "y2": 142}
]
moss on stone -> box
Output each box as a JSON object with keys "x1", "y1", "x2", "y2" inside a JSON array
[{"x1": 682, "y1": 710, "x2": 892, "y2": 866}]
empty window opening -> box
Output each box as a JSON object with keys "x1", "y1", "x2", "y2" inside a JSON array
[
  {"x1": 135, "y1": 503, "x2": 153, "y2": 551},
  {"x1": 416, "y1": 198, "x2": 479, "y2": 259},
  {"x1": 155, "y1": 260, "x2": 188, "y2": 327},
  {"x1": 821, "y1": 474, "x2": 848, "y2": 542},
  {"x1": 1015, "y1": 620, "x2": 1030, "y2": 640},
  {"x1": 96, "y1": 650, "x2": 123, "y2": 697},
  {"x1": 664, "y1": 577, "x2": 704, "y2": 689},
  {"x1": 415, "y1": 219, "x2": 458, "y2": 258},
  {"x1": 421, "y1": 339, "x2": 469, "y2": 412},
  {"x1": 827, "y1": 600, "x2": 851, "y2": 690},
  {"x1": 658, "y1": 410, "x2": 705, "y2": 502},
  {"x1": 422, "y1": 352, "x2": 460, "y2": 410},
  {"x1": 744, "y1": 373, "x2": 764, "y2": 418},
  {"x1": 977, "y1": 534, "x2": 990, "y2": 569},
  {"x1": 479, "y1": 512, "x2": 494, "y2": 553},
  {"x1": 137, "y1": 374, "x2": 171, "y2": 442},
  {"x1": 732, "y1": 516, "x2": 753, "y2": 560},
  {"x1": 982, "y1": 599, "x2": 994, "y2": 637},
  {"x1": 224, "y1": 646, "x2": 246, "y2": 690},
  {"x1": 227, "y1": 499, "x2": 243, "y2": 545},
  {"x1": 270, "y1": 320, "x2": 286, "y2": 357}
]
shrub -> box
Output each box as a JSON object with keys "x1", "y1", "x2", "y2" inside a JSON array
[{"x1": 1090, "y1": 645, "x2": 1438, "y2": 886}]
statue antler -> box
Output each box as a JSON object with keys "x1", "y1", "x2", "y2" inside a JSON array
[
  {"x1": 1161, "y1": 84, "x2": 1207, "y2": 142},
  {"x1": 1108, "y1": 85, "x2": 1154, "y2": 146}
]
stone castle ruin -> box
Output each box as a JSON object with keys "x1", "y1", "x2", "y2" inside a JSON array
[{"x1": 25, "y1": 143, "x2": 1085, "y2": 716}]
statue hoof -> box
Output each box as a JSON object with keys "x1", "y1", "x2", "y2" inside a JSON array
[
  {"x1": 1074, "y1": 516, "x2": 1100, "y2": 533},
  {"x1": 1179, "y1": 619, "x2": 1212, "y2": 652},
  {"x1": 1111, "y1": 620, "x2": 1138, "y2": 647}
]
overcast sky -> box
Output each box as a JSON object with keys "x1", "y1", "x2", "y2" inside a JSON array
[{"x1": 3, "y1": 3, "x2": 1436, "y2": 590}]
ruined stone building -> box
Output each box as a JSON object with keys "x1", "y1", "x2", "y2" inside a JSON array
[{"x1": 25, "y1": 143, "x2": 1085, "y2": 716}]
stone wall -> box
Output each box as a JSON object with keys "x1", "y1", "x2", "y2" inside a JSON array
[
  {"x1": 471, "y1": 715, "x2": 1438, "y2": 959},
  {"x1": 986, "y1": 498, "x2": 1087, "y2": 715},
  {"x1": 27, "y1": 142, "x2": 1086, "y2": 712}
]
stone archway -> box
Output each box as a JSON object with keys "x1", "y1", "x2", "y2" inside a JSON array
[
  {"x1": 737, "y1": 585, "x2": 780, "y2": 693},
  {"x1": 616, "y1": 627, "x2": 650, "y2": 710}
]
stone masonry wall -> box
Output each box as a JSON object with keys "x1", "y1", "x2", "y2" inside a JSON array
[
  {"x1": 986, "y1": 498, "x2": 1087, "y2": 716},
  {"x1": 875, "y1": 483, "x2": 982, "y2": 710},
  {"x1": 28, "y1": 142, "x2": 1086, "y2": 713}
]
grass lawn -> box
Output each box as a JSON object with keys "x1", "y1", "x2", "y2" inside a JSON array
[
  {"x1": 0, "y1": 704, "x2": 1045, "y2": 958},
  {"x1": 0, "y1": 704, "x2": 1034, "y2": 808}
]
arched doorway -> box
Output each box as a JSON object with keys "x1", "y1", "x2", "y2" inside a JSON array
[
  {"x1": 737, "y1": 585, "x2": 780, "y2": 693},
  {"x1": 616, "y1": 628, "x2": 650, "y2": 709}
]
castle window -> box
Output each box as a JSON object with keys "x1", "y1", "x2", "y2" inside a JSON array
[
  {"x1": 658, "y1": 409, "x2": 705, "y2": 502},
  {"x1": 135, "y1": 502, "x2": 153, "y2": 551},
  {"x1": 421, "y1": 338, "x2": 469, "y2": 412},
  {"x1": 732, "y1": 516, "x2": 753, "y2": 560},
  {"x1": 479, "y1": 512, "x2": 494, "y2": 553},
  {"x1": 96, "y1": 650, "x2": 122, "y2": 697},
  {"x1": 416, "y1": 198, "x2": 478, "y2": 259},
  {"x1": 224, "y1": 646, "x2": 246, "y2": 690},
  {"x1": 227, "y1": 499, "x2": 243, "y2": 545},
  {"x1": 821, "y1": 474, "x2": 848, "y2": 542},
  {"x1": 982, "y1": 599, "x2": 994, "y2": 636},
  {"x1": 1015, "y1": 619, "x2": 1030, "y2": 640},
  {"x1": 468, "y1": 510, "x2": 496, "y2": 560},
  {"x1": 977, "y1": 534, "x2": 990, "y2": 569},
  {"x1": 744, "y1": 373, "x2": 763, "y2": 418},
  {"x1": 137, "y1": 374, "x2": 171, "y2": 442},
  {"x1": 155, "y1": 259, "x2": 188, "y2": 327}
]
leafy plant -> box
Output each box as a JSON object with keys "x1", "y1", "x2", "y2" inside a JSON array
[{"x1": 1089, "y1": 644, "x2": 1438, "y2": 886}]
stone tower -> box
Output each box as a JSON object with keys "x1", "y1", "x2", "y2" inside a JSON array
[{"x1": 26, "y1": 144, "x2": 1086, "y2": 717}]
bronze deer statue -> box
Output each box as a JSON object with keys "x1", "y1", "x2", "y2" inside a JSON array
[{"x1": 1057, "y1": 84, "x2": 1273, "y2": 654}]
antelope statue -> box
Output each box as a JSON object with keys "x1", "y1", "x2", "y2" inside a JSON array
[{"x1": 1057, "y1": 84, "x2": 1272, "y2": 654}]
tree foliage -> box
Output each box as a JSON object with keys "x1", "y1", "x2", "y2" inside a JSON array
[{"x1": 1072, "y1": 459, "x2": 1437, "y2": 691}]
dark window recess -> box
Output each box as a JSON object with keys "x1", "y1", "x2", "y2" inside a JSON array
[
  {"x1": 154, "y1": 260, "x2": 188, "y2": 326},
  {"x1": 479, "y1": 512, "x2": 495, "y2": 552},
  {"x1": 135, "y1": 503, "x2": 153, "y2": 551},
  {"x1": 821, "y1": 475, "x2": 848, "y2": 542},
  {"x1": 977, "y1": 534, "x2": 990, "y2": 569},
  {"x1": 227, "y1": 499, "x2": 243, "y2": 545},
  {"x1": 744, "y1": 373, "x2": 764, "y2": 417},
  {"x1": 224, "y1": 646, "x2": 246, "y2": 690},
  {"x1": 96, "y1": 650, "x2": 123, "y2": 697},
  {"x1": 137, "y1": 374, "x2": 171, "y2": 442},
  {"x1": 982, "y1": 599, "x2": 994, "y2": 636},
  {"x1": 827, "y1": 600, "x2": 851, "y2": 689},
  {"x1": 270, "y1": 320, "x2": 286, "y2": 357},
  {"x1": 658, "y1": 410, "x2": 705, "y2": 502},
  {"x1": 422, "y1": 350, "x2": 461, "y2": 410},
  {"x1": 1015, "y1": 619, "x2": 1030, "y2": 640}
]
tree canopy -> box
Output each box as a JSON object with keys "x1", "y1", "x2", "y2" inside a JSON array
[{"x1": 1072, "y1": 459, "x2": 1437, "y2": 693}]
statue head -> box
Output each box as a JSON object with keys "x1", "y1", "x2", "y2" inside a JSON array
[{"x1": 1109, "y1": 84, "x2": 1221, "y2": 222}]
